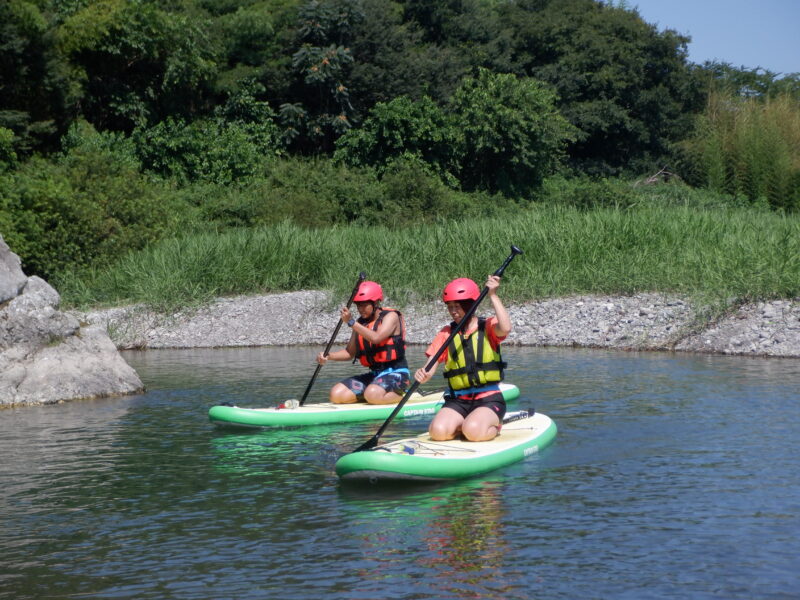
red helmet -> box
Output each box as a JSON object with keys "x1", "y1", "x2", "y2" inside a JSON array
[
  {"x1": 355, "y1": 280, "x2": 383, "y2": 302},
  {"x1": 442, "y1": 278, "x2": 480, "y2": 302}
]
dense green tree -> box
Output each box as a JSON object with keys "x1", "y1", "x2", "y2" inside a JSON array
[
  {"x1": 203, "y1": 0, "x2": 297, "y2": 98},
  {"x1": 0, "y1": 128, "x2": 18, "y2": 172},
  {"x1": 277, "y1": 0, "x2": 363, "y2": 152},
  {"x1": 53, "y1": 0, "x2": 218, "y2": 131},
  {"x1": 697, "y1": 61, "x2": 800, "y2": 99},
  {"x1": 335, "y1": 67, "x2": 577, "y2": 197},
  {"x1": 333, "y1": 95, "x2": 461, "y2": 184},
  {"x1": 449, "y1": 68, "x2": 576, "y2": 196},
  {"x1": 491, "y1": 0, "x2": 702, "y2": 175},
  {"x1": 401, "y1": 0, "x2": 505, "y2": 51},
  {"x1": 131, "y1": 84, "x2": 282, "y2": 186},
  {"x1": 347, "y1": 0, "x2": 470, "y2": 108},
  {"x1": 0, "y1": 0, "x2": 73, "y2": 154}
]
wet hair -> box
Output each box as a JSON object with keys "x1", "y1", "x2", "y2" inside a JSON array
[{"x1": 458, "y1": 299, "x2": 475, "y2": 314}]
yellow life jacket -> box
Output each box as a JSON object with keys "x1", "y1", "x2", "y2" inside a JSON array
[{"x1": 443, "y1": 317, "x2": 506, "y2": 391}]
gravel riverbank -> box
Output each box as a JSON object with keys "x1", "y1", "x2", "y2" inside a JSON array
[{"x1": 76, "y1": 291, "x2": 800, "y2": 358}]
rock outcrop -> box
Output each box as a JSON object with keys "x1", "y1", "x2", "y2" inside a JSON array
[{"x1": 0, "y1": 235, "x2": 144, "y2": 407}]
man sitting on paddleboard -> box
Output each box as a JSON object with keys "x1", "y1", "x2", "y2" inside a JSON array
[
  {"x1": 414, "y1": 275, "x2": 511, "y2": 441},
  {"x1": 316, "y1": 280, "x2": 410, "y2": 405}
]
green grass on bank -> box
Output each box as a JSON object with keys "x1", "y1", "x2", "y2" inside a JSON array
[{"x1": 58, "y1": 204, "x2": 800, "y2": 313}]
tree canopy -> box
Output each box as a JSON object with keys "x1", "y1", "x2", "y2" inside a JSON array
[{"x1": 2, "y1": 0, "x2": 799, "y2": 281}]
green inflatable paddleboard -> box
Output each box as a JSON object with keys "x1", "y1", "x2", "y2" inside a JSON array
[
  {"x1": 208, "y1": 383, "x2": 521, "y2": 429},
  {"x1": 335, "y1": 410, "x2": 556, "y2": 482}
]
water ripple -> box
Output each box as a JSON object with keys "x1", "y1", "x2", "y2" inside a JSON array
[{"x1": 1, "y1": 346, "x2": 798, "y2": 600}]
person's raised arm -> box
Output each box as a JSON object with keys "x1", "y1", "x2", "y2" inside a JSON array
[{"x1": 486, "y1": 274, "x2": 511, "y2": 338}]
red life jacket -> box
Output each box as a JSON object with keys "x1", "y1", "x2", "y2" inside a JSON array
[{"x1": 354, "y1": 308, "x2": 407, "y2": 371}]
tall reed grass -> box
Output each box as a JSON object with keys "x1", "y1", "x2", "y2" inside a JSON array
[
  {"x1": 686, "y1": 90, "x2": 800, "y2": 210},
  {"x1": 59, "y1": 203, "x2": 800, "y2": 312}
]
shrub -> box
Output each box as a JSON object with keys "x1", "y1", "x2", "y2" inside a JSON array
[
  {"x1": 133, "y1": 116, "x2": 281, "y2": 185},
  {"x1": 334, "y1": 96, "x2": 462, "y2": 185},
  {"x1": 0, "y1": 144, "x2": 186, "y2": 280},
  {"x1": 0, "y1": 127, "x2": 17, "y2": 172},
  {"x1": 539, "y1": 176, "x2": 638, "y2": 210}
]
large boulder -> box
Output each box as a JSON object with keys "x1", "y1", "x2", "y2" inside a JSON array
[{"x1": 0, "y1": 235, "x2": 143, "y2": 406}]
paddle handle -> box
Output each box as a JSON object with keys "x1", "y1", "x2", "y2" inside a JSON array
[
  {"x1": 299, "y1": 272, "x2": 366, "y2": 406},
  {"x1": 354, "y1": 245, "x2": 522, "y2": 451}
]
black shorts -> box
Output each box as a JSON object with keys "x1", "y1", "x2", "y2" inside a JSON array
[{"x1": 442, "y1": 391, "x2": 506, "y2": 420}]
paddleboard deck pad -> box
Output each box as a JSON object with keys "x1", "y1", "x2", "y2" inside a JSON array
[
  {"x1": 208, "y1": 383, "x2": 520, "y2": 428},
  {"x1": 335, "y1": 410, "x2": 556, "y2": 482}
]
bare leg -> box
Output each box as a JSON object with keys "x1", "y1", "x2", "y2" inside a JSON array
[
  {"x1": 460, "y1": 406, "x2": 502, "y2": 441},
  {"x1": 428, "y1": 407, "x2": 465, "y2": 441},
  {"x1": 329, "y1": 383, "x2": 358, "y2": 404},
  {"x1": 363, "y1": 384, "x2": 401, "y2": 405}
]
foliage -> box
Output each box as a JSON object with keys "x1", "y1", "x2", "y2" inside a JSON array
[
  {"x1": 211, "y1": 1, "x2": 277, "y2": 74},
  {"x1": 680, "y1": 90, "x2": 800, "y2": 211},
  {"x1": 53, "y1": 0, "x2": 218, "y2": 131},
  {"x1": 377, "y1": 154, "x2": 514, "y2": 224},
  {"x1": 278, "y1": 0, "x2": 363, "y2": 152},
  {"x1": 0, "y1": 128, "x2": 18, "y2": 172},
  {"x1": 697, "y1": 61, "x2": 800, "y2": 99},
  {"x1": 346, "y1": 0, "x2": 471, "y2": 109},
  {"x1": 0, "y1": 131, "x2": 186, "y2": 280},
  {"x1": 538, "y1": 175, "x2": 638, "y2": 210},
  {"x1": 494, "y1": 0, "x2": 703, "y2": 175},
  {"x1": 193, "y1": 157, "x2": 382, "y2": 228},
  {"x1": 0, "y1": 0, "x2": 72, "y2": 154},
  {"x1": 132, "y1": 101, "x2": 281, "y2": 186},
  {"x1": 333, "y1": 95, "x2": 462, "y2": 184},
  {"x1": 61, "y1": 118, "x2": 140, "y2": 170},
  {"x1": 449, "y1": 68, "x2": 576, "y2": 196},
  {"x1": 5, "y1": 0, "x2": 800, "y2": 293},
  {"x1": 336, "y1": 70, "x2": 576, "y2": 197},
  {"x1": 1, "y1": 0, "x2": 712, "y2": 175},
  {"x1": 158, "y1": 154, "x2": 516, "y2": 232}
]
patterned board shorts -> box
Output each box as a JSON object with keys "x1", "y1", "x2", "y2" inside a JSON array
[{"x1": 340, "y1": 370, "x2": 410, "y2": 398}]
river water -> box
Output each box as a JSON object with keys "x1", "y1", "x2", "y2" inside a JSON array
[{"x1": 1, "y1": 346, "x2": 798, "y2": 600}]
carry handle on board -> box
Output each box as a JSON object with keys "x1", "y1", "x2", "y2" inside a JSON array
[
  {"x1": 297, "y1": 271, "x2": 367, "y2": 406},
  {"x1": 351, "y1": 245, "x2": 523, "y2": 452}
]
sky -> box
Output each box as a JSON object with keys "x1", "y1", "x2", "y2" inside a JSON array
[{"x1": 631, "y1": 0, "x2": 800, "y2": 75}]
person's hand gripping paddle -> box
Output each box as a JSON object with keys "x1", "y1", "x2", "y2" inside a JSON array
[
  {"x1": 350, "y1": 246, "x2": 522, "y2": 451},
  {"x1": 278, "y1": 272, "x2": 366, "y2": 409}
]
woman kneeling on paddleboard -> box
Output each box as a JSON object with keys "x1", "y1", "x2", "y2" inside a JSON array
[
  {"x1": 316, "y1": 280, "x2": 410, "y2": 405},
  {"x1": 415, "y1": 275, "x2": 511, "y2": 441}
]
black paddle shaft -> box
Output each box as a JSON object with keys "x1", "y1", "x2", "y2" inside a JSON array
[
  {"x1": 353, "y1": 245, "x2": 523, "y2": 452},
  {"x1": 298, "y1": 271, "x2": 366, "y2": 406}
]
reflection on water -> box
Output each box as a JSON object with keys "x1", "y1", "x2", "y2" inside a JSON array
[
  {"x1": 424, "y1": 480, "x2": 513, "y2": 598},
  {"x1": 334, "y1": 475, "x2": 521, "y2": 600},
  {"x1": 1, "y1": 345, "x2": 798, "y2": 600}
]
